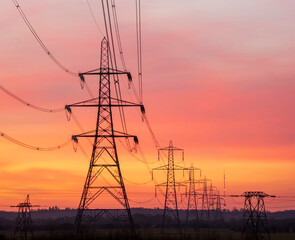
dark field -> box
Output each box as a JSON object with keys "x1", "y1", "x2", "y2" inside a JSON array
[
  {"x1": 0, "y1": 230, "x2": 295, "y2": 240},
  {"x1": 1, "y1": 209, "x2": 294, "y2": 240}
]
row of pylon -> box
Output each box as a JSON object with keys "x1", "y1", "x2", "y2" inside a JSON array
[
  {"x1": 11, "y1": 36, "x2": 272, "y2": 240},
  {"x1": 152, "y1": 140, "x2": 223, "y2": 233}
]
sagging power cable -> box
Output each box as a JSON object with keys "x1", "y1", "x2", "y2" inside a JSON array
[
  {"x1": 0, "y1": 131, "x2": 71, "y2": 151},
  {"x1": 12, "y1": 0, "x2": 77, "y2": 76},
  {"x1": 0, "y1": 85, "x2": 64, "y2": 113},
  {"x1": 123, "y1": 177, "x2": 152, "y2": 186},
  {"x1": 135, "y1": 0, "x2": 143, "y2": 103},
  {"x1": 86, "y1": 0, "x2": 104, "y2": 36},
  {"x1": 129, "y1": 196, "x2": 155, "y2": 204}
]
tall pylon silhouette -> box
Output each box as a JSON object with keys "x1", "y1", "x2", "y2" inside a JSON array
[
  {"x1": 184, "y1": 164, "x2": 201, "y2": 229},
  {"x1": 69, "y1": 38, "x2": 143, "y2": 233},
  {"x1": 11, "y1": 194, "x2": 38, "y2": 240},
  {"x1": 152, "y1": 140, "x2": 188, "y2": 233},
  {"x1": 241, "y1": 192, "x2": 275, "y2": 240}
]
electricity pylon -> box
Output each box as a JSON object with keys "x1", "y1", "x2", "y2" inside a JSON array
[
  {"x1": 184, "y1": 164, "x2": 201, "y2": 229},
  {"x1": 152, "y1": 140, "x2": 188, "y2": 233},
  {"x1": 69, "y1": 38, "x2": 143, "y2": 233},
  {"x1": 198, "y1": 177, "x2": 212, "y2": 222},
  {"x1": 208, "y1": 183, "x2": 215, "y2": 213},
  {"x1": 241, "y1": 191, "x2": 275, "y2": 240},
  {"x1": 11, "y1": 194, "x2": 39, "y2": 240},
  {"x1": 208, "y1": 184, "x2": 223, "y2": 220},
  {"x1": 215, "y1": 190, "x2": 222, "y2": 219}
]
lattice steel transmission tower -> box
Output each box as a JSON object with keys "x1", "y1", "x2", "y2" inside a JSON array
[
  {"x1": 208, "y1": 184, "x2": 222, "y2": 220},
  {"x1": 215, "y1": 190, "x2": 222, "y2": 219},
  {"x1": 199, "y1": 177, "x2": 212, "y2": 222},
  {"x1": 11, "y1": 194, "x2": 38, "y2": 240},
  {"x1": 241, "y1": 191, "x2": 275, "y2": 240},
  {"x1": 69, "y1": 37, "x2": 143, "y2": 233},
  {"x1": 152, "y1": 140, "x2": 188, "y2": 233},
  {"x1": 208, "y1": 183, "x2": 215, "y2": 214},
  {"x1": 184, "y1": 164, "x2": 201, "y2": 228}
]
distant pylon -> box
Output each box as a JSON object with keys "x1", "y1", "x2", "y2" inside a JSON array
[
  {"x1": 208, "y1": 184, "x2": 222, "y2": 220},
  {"x1": 223, "y1": 170, "x2": 226, "y2": 210},
  {"x1": 208, "y1": 183, "x2": 215, "y2": 214},
  {"x1": 70, "y1": 38, "x2": 143, "y2": 234},
  {"x1": 11, "y1": 194, "x2": 38, "y2": 240},
  {"x1": 184, "y1": 164, "x2": 201, "y2": 229},
  {"x1": 215, "y1": 190, "x2": 222, "y2": 219},
  {"x1": 199, "y1": 177, "x2": 211, "y2": 222},
  {"x1": 152, "y1": 140, "x2": 188, "y2": 233},
  {"x1": 241, "y1": 191, "x2": 275, "y2": 240}
]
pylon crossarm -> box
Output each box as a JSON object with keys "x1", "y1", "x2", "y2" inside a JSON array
[
  {"x1": 152, "y1": 165, "x2": 169, "y2": 171},
  {"x1": 159, "y1": 146, "x2": 183, "y2": 151},
  {"x1": 11, "y1": 204, "x2": 39, "y2": 208},
  {"x1": 74, "y1": 132, "x2": 138, "y2": 139},
  {"x1": 241, "y1": 191, "x2": 274, "y2": 198},
  {"x1": 67, "y1": 98, "x2": 143, "y2": 109},
  {"x1": 173, "y1": 165, "x2": 190, "y2": 171},
  {"x1": 80, "y1": 68, "x2": 131, "y2": 76},
  {"x1": 66, "y1": 97, "x2": 99, "y2": 107},
  {"x1": 196, "y1": 178, "x2": 212, "y2": 184},
  {"x1": 155, "y1": 183, "x2": 168, "y2": 187}
]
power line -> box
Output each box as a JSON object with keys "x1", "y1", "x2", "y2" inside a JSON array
[
  {"x1": 0, "y1": 131, "x2": 71, "y2": 151},
  {"x1": 123, "y1": 177, "x2": 152, "y2": 185},
  {"x1": 129, "y1": 196, "x2": 155, "y2": 204},
  {"x1": 12, "y1": 0, "x2": 77, "y2": 76},
  {"x1": 135, "y1": 0, "x2": 143, "y2": 103},
  {"x1": 0, "y1": 84, "x2": 64, "y2": 113},
  {"x1": 118, "y1": 138, "x2": 158, "y2": 164},
  {"x1": 111, "y1": 0, "x2": 127, "y2": 71},
  {"x1": 11, "y1": 0, "x2": 158, "y2": 157},
  {"x1": 12, "y1": 0, "x2": 96, "y2": 96},
  {"x1": 86, "y1": 0, "x2": 104, "y2": 36},
  {"x1": 104, "y1": 0, "x2": 133, "y2": 151},
  {"x1": 103, "y1": 0, "x2": 163, "y2": 158}
]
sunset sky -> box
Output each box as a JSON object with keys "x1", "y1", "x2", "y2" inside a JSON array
[{"x1": 0, "y1": 0, "x2": 295, "y2": 211}]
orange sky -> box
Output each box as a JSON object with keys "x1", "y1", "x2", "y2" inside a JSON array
[{"x1": 0, "y1": 0, "x2": 295, "y2": 211}]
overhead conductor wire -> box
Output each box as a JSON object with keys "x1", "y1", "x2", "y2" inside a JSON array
[
  {"x1": 0, "y1": 131, "x2": 71, "y2": 151},
  {"x1": 12, "y1": 0, "x2": 77, "y2": 76},
  {"x1": 0, "y1": 85, "x2": 64, "y2": 113},
  {"x1": 104, "y1": 0, "x2": 167, "y2": 206},
  {"x1": 12, "y1": 0, "x2": 96, "y2": 98},
  {"x1": 136, "y1": 0, "x2": 143, "y2": 103},
  {"x1": 102, "y1": 0, "x2": 132, "y2": 151},
  {"x1": 86, "y1": 0, "x2": 104, "y2": 36}
]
